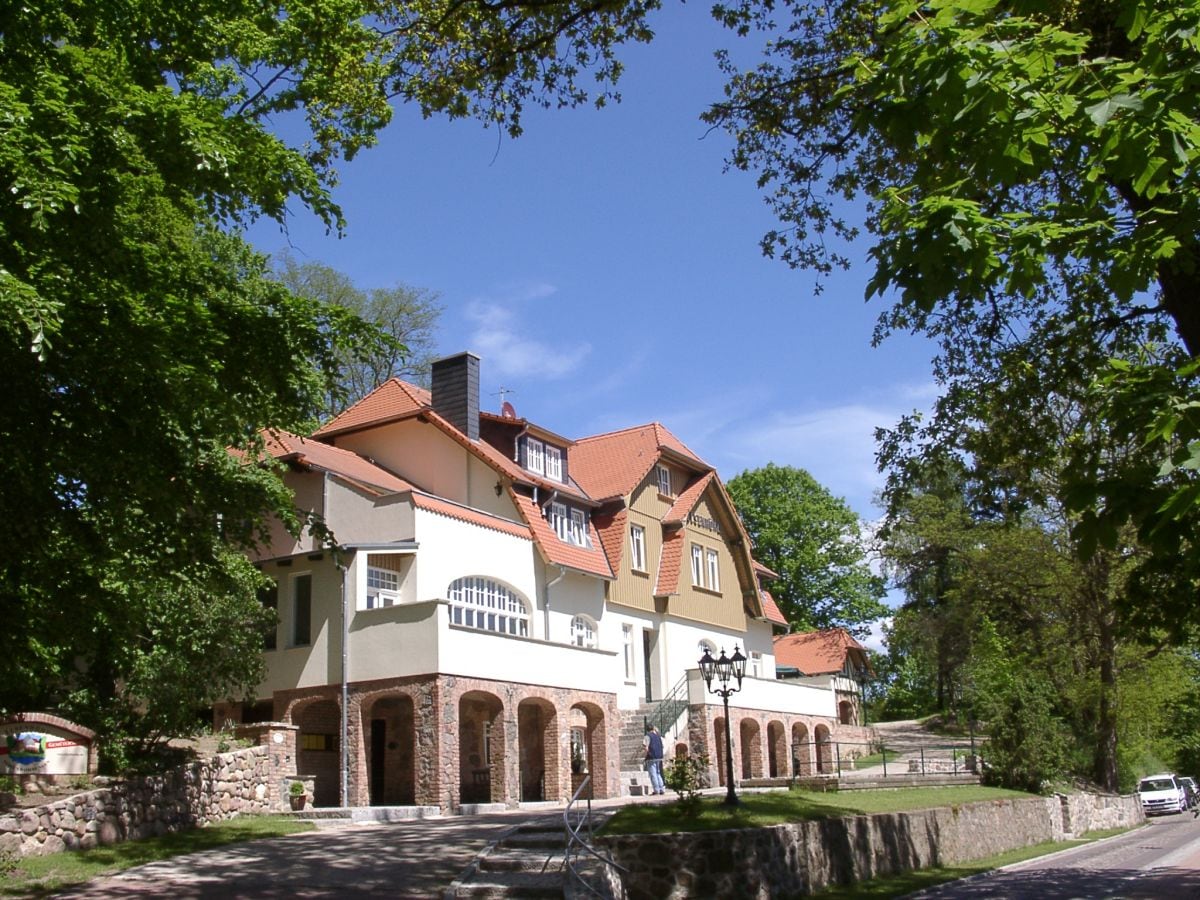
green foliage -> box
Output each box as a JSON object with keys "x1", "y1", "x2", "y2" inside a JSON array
[
  {"x1": 979, "y1": 671, "x2": 1074, "y2": 793},
  {"x1": 289, "y1": 780, "x2": 306, "y2": 797},
  {"x1": 727, "y1": 463, "x2": 887, "y2": 635},
  {"x1": 275, "y1": 254, "x2": 442, "y2": 419},
  {"x1": 1, "y1": 0, "x2": 659, "y2": 757},
  {"x1": 663, "y1": 754, "x2": 709, "y2": 817}
]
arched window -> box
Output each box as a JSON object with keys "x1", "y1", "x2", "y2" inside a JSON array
[
  {"x1": 571, "y1": 615, "x2": 598, "y2": 648},
  {"x1": 447, "y1": 577, "x2": 529, "y2": 637}
]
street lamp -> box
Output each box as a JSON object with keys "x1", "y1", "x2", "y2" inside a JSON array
[{"x1": 699, "y1": 644, "x2": 747, "y2": 806}]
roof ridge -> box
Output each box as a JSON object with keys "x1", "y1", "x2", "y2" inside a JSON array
[{"x1": 573, "y1": 421, "x2": 662, "y2": 445}]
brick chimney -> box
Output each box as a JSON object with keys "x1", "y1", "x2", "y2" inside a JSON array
[{"x1": 431, "y1": 351, "x2": 480, "y2": 441}]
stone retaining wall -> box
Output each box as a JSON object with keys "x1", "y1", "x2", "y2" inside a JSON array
[
  {"x1": 597, "y1": 791, "x2": 1143, "y2": 899},
  {"x1": 0, "y1": 723, "x2": 301, "y2": 859}
]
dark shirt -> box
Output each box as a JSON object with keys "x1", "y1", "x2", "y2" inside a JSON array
[{"x1": 646, "y1": 731, "x2": 663, "y2": 760}]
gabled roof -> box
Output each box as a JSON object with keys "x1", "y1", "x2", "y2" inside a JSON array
[
  {"x1": 262, "y1": 430, "x2": 413, "y2": 495},
  {"x1": 758, "y1": 589, "x2": 789, "y2": 627},
  {"x1": 570, "y1": 423, "x2": 707, "y2": 501},
  {"x1": 655, "y1": 530, "x2": 684, "y2": 597},
  {"x1": 663, "y1": 471, "x2": 716, "y2": 527},
  {"x1": 411, "y1": 492, "x2": 531, "y2": 540},
  {"x1": 314, "y1": 379, "x2": 431, "y2": 439},
  {"x1": 773, "y1": 629, "x2": 873, "y2": 677}
]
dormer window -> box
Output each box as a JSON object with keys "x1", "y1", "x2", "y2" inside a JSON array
[
  {"x1": 545, "y1": 445, "x2": 563, "y2": 482},
  {"x1": 527, "y1": 438, "x2": 545, "y2": 474},
  {"x1": 549, "y1": 501, "x2": 590, "y2": 548},
  {"x1": 656, "y1": 464, "x2": 672, "y2": 497}
]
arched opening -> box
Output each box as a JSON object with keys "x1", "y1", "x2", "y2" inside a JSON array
[
  {"x1": 792, "y1": 722, "x2": 812, "y2": 777},
  {"x1": 362, "y1": 694, "x2": 415, "y2": 806},
  {"x1": 293, "y1": 698, "x2": 341, "y2": 808},
  {"x1": 518, "y1": 698, "x2": 558, "y2": 802},
  {"x1": 739, "y1": 718, "x2": 762, "y2": 780},
  {"x1": 569, "y1": 701, "x2": 609, "y2": 799},
  {"x1": 767, "y1": 720, "x2": 787, "y2": 778},
  {"x1": 459, "y1": 691, "x2": 505, "y2": 804},
  {"x1": 675, "y1": 742, "x2": 688, "y2": 758},
  {"x1": 814, "y1": 724, "x2": 834, "y2": 774},
  {"x1": 714, "y1": 717, "x2": 728, "y2": 787},
  {"x1": 839, "y1": 699, "x2": 855, "y2": 726}
]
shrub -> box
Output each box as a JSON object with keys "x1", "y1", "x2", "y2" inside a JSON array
[{"x1": 664, "y1": 754, "x2": 709, "y2": 817}]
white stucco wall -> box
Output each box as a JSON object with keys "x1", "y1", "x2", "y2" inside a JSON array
[
  {"x1": 686, "y1": 669, "x2": 835, "y2": 717},
  {"x1": 257, "y1": 556, "x2": 344, "y2": 695}
]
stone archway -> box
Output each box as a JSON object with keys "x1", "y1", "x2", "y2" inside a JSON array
[
  {"x1": 361, "y1": 694, "x2": 416, "y2": 806},
  {"x1": 792, "y1": 722, "x2": 812, "y2": 776},
  {"x1": 518, "y1": 698, "x2": 558, "y2": 802},
  {"x1": 570, "y1": 701, "x2": 610, "y2": 800},
  {"x1": 739, "y1": 718, "x2": 762, "y2": 780},
  {"x1": 767, "y1": 720, "x2": 787, "y2": 778},
  {"x1": 292, "y1": 697, "x2": 341, "y2": 808},
  {"x1": 459, "y1": 691, "x2": 506, "y2": 804},
  {"x1": 839, "y1": 700, "x2": 855, "y2": 726}
]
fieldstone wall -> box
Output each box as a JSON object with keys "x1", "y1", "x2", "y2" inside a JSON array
[
  {"x1": 0, "y1": 726, "x2": 302, "y2": 860},
  {"x1": 597, "y1": 791, "x2": 1143, "y2": 899}
]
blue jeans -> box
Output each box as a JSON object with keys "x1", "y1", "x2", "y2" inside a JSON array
[{"x1": 645, "y1": 758, "x2": 664, "y2": 793}]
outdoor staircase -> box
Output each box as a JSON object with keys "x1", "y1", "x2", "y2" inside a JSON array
[
  {"x1": 617, "y1": 685, "x2": 691, "y2": 796},
  {"x1": 447, "y1": 818, "x2": 567, "y2": 898}
]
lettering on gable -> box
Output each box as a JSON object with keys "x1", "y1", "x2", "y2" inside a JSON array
[{"x1": 688, "y1": 512, "x2": 721, "y2": 535}]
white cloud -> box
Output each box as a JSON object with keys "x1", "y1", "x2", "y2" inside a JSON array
[
  {"x1": 860, "y1": 616, "x2": 891, "y2": 654},
  {"x1": 463, "y1": 287, "x2": 591, "y2": 380}
]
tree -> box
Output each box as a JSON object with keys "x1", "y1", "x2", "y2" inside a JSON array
[
  {"x1": 276, "y1": 255, "x2": 442, "y2": 419},
  {"x1": 703, "y1": 0, "x2": 1200, "y2": 625},
  {"x1": 727, "y1": 463, "x2": 886, "y2": 635},
  {"x1": 0, "y1": 0, "x2": 658, "y2": 758}
]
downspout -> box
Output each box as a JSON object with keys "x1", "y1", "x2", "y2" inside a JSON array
[
  {"x1": 544, "y1": 565, "x2": 565, "y2": 641},
  {"x1": 338, "y1": 549, "x2": 353, "y2": 808}
]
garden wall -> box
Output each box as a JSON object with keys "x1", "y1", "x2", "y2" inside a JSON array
[
  {"x1": 0, "y1": 723, "x2": 301, "y2": 859},
  {"x1": 597, "y1": 791, "x2": 1143, "y2": 899}
]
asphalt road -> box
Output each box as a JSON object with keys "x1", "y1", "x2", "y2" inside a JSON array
[{"x1": 910, "y1": 812, "x2": 1200, "y2": 899}]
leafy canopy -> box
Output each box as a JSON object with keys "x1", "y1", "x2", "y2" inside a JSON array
[{"x1": 727, "y1": 463, "x2": 886, "y2": 635}]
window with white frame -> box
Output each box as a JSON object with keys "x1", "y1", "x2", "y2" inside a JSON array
[
  {"x1": 549, "y1": 502, "x2": 589, "y2": 547},
  {"x1": 571, "y1": 615, "x2": 598, "y2": 648},
  {"x1": 691, "y1": 544, "x2": 704, "y2": 586},
  {"x1": 750, "y1": 650, "x2": 763, "y2": 678},
  {"x1": 570, "y1": 508, "x2": 587, "y2": 546},
  {"x1": 656, "y1": 463, "x2": 672, "y2": 496},
  {"x1": 447, "y1": 577, "x2": 530, "y2": 637},
  {"x1": 526, "y1": 438, "x2": 545, "y2": 474},
  {"x1": 630, "y1": 525, "x2": 646, "y2": 572},
  {"x1": 706, "y1": 549, "x2": 720, "y2": 592},
  {"x1": 366, "y1": 565, "x2": 401, "y2": 609},
  {"x1": 550, "y1": 501, "x2": 569, "y2": 541},
  {"x1": 545, "y1": 445, "x2": 563, "y2": 482},
  {"x1": 622, "y1": 624, "x2": 635, "y2": 680}
]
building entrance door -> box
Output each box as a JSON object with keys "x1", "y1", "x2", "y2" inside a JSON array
[
  {"x1": 642, "y1": 629, "x2": 654, "y2": 701},
  {"x1": 370, "y1": 719, "x2": 386, "y2": 805}
]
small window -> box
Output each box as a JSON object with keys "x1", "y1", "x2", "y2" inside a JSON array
[
  {"x1": 630, "y1": 525, "x2": 646, "y2": 572},
  {"x1": 367, "y1": 565, "x2": 400, "y2": 609},
  {"x1": 527, "y1": 438, "x2": 545, "y2": 474},
  {"x1": 292, "y1": 573, "x2": 312, "y2": 646},
  {"x1": 656, "y1": 464, "x2": 672, "y2": 496},
  {"x1": 623, "y1": 624, "x2": 635, "y2": 680},
  {"x1": 691, "y1": 544, "x2": 703, "y2": 587},
  {"x1": 571, "y1": 615, "x2": 597, "y2": 648},
  {"x1": 258, "y1": 580, "x2": 278, "y2": 651},
  {"x1": 569, "y1": 508, "x2": 587, "y2": 546},
  {"x1": 750, "y1": 651, "x2": 763, "y2": 678},
  {"x1": 545, "y1": 445, "x2": 563, "y2": 482},
  {"x1": 551, "y1": 501, "x2": 569, "y2": 541},
  {"x1": 706, "y1": 549, "x2": 720, "y2": 592},
  {"x1": 300, "y1": 733, "x2": 336, "y2": 752}
]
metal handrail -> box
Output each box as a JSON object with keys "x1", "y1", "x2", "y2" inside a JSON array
[
  {"x1": 644, "y1": 672, "x2": 690, "y2": 740},
  {"x1": 563, "y1": 775, "x2": 628, "y2": 898}
]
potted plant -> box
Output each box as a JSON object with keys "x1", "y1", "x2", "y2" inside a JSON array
[{"x1": 288, "y1": 780, "x2": 307, "y2": 811}]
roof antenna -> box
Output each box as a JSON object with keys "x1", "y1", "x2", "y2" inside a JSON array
[{"x1": 493, "y1": 387, "x2": 518, "y2": 419}]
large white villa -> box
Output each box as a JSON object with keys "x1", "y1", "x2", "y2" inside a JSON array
[{"x1": 215, "y1": 352, "x2": 871, "y2": 810}]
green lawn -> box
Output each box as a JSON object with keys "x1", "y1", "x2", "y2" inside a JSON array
[
  {"x1": 601, "y1": 785, "x2": 1033, "y2": 836},
  {"x1": 1, "y1": 815, "x2": 315, "y2": 897}
]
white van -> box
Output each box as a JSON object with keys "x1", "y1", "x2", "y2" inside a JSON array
[{"x1": 1138, "y1": 773, "x2": 1188, "y2": 816}]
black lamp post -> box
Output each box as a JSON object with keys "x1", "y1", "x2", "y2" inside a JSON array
[{"x1": 699, "y1": 644, "x2": 747, "y2": 806}]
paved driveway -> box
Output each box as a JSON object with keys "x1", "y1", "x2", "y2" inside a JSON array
[{"x1": 52, "y1": 814, "x2": 545, "y2": 899}]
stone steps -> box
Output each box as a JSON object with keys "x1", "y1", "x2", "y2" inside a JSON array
[{"x1": 447, "y1": 820, "x2": 568, "y2": 898}]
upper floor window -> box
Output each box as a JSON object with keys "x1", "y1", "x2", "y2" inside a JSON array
[
  {"x1": 750, "y1": 650, "x2": 763, "y2": 678},
  {"x1": 527, "y1": 438, "x2": 545, "y2": 474},
  {"x1": 622, "y1": 624, "x2": 636, "y2": 680},
  {"x1": 545, "y1": 445, "x2": 564, "y2": 482},
  {"x1": 447, "y1": 576, "x2": 529, "y2": 637},
  {"x1": 571, "y1": 615, "x2": 598, "y2": 648},
  {"x1": 630, "y1": 525, "x2": 646, "y2": 572},
  {"x1": 550, "y1": 501, "x2": 590, "y2": 547},
  {"x1": 690, "y1": 544, "x2": 704, "y2": 586},
  {"x1": 258, "y1": 580, "x2": 278, "y2": 651},
  {"x1": 706, "y1": 549, "x2": 721, "y2": 592},
  {"x1": 656, "y1": 464, "x2": 672, "y2": 496},
  {"x1": 366, "y1": 565, "x2": 400, "y2": 609},
  {"x1": 292, "y1": 573, "x2": 312, "y2": 647}
]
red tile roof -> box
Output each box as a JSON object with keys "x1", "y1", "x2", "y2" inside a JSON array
[
  {"x1": 754, "y1": 559, "x2": 781, "y2": 580},
  {"x1": 262, "y1": 430, "x2": 413, "y2": 495},
  {"x1": 314, "y1": 379, "x2": 430, "y2": 438},
  {"x1": 570, "y1": 423, "x2": 708, "y2": 501},
  {"x1": 592, "y1": 506, "x2": 628, "y2": 575},
  {"x1": 758, "y1": 590, "x2": 789, "y2": 627},
  {"x1": 656, "y1": 530, "x2": 684, "y2": 596},
  {"x1": 509, "y1": 490, "x2": 614, "y2": 579},
  {"x1": 663, "y1": 472, "x2": 716, "y2": 526},
  {"x1": 773, "y1": 629, "x2": 871, "y2": 676}
]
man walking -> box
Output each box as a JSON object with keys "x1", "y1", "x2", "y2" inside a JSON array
[{"x1": 643, "y1": 724, "x2": 665, "y2": 795}]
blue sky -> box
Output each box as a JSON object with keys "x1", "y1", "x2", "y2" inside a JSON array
[{"x1": 248, "y1": 5, "x2": 937, "y2": 526}]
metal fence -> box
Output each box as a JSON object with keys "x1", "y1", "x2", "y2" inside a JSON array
[{"x1": 787, "y1": 739, "x2": 981, "y2": 780}]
